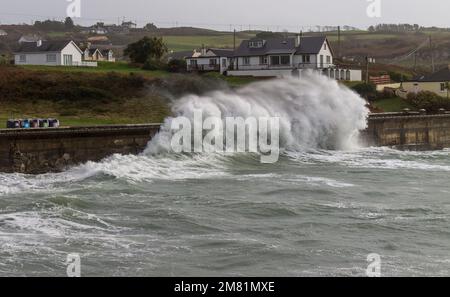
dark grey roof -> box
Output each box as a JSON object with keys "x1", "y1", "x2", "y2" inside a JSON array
[
  {"x1": 234, "y1": 36, "x2": 329, "y2": 57},
  {"x1": 414, "y1": 67, "x2": 450, "y2": 82},
  {"x1": 209, "y1": 48, "x2": 234, "y2": 57},
  {"x1": 296, "y1": 36, "x2": 328, "y2": 54},
  {"x1": 15, "y1": 40, "x2": 75, "y2": 53}
]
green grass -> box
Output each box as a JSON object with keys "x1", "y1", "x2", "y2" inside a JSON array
[
  {"x1": 372, "y1": 97, "x2": 416, "y2": 112},
  {"x1": 19, "y1": 62, "x2": 170, "y2": 78},
  {"x1": 0, "y1": 97, "x2": 170, "y2": 129}
]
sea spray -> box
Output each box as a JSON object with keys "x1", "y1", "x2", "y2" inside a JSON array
[{"x1": 146, "y1": 72, "x2": 369, "y2": 155}]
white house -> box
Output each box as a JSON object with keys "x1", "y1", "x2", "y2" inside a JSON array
[
  {"x1": 14, "y1": 40, "x2": 97, "y2": 67},
  {"x1": 83, "y1": 47, "x2": 115, "y2": 62},
  {"x1": 228, "y1": 35, "x2": 361, "y2": 81},
  {"x1": 186, "y1": 48, "x2": 234, "y2": 74},
  {"x1": 0, "y1": 29, "x2": 7, "y2": 37}
]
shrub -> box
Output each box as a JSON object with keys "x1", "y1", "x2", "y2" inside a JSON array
[
  {"x1": 167, "y1": 59, "x2": 187, "y2": 73},
  {"x1": 351, "y1": 82, "x2": 377, "y2": 100},
  {"x1": 406, "y1": 91, "x2": 450, "y2": 112},
  {"x1": 142, "y1": 58, "x2": 166, "y2": 71}
]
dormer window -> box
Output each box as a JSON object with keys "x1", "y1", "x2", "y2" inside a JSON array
[{"x1": 249, "y1": 40, "x2": 264, "y2": 48}]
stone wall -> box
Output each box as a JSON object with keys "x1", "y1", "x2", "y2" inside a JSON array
[
  {"x1": 0, "y1": 124, "x2": 160, "y2": 174},
  {"x1": 362, "y1": 113, "x2": 450, "y2": 150}
]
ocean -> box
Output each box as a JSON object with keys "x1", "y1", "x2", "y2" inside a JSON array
[{"x1": 1, "y1": 75, "x2": 449, "y2": 276}]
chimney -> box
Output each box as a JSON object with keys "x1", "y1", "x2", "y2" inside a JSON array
[
  {"x1": 36, "y1": 39, "x2": 42, "y2": 47},
  {"x1": 295, "y1": 34, "x2": 301, "y2": 47},
  {"x1": 201, "y1": 44, "x2": 206, "y2": 56}
]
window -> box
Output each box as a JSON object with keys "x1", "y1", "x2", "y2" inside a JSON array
[
  {"x1": 222, "y1": 59, "x2": 226, "y2": 67},
  {"x1": 324, "y1": 43, "x2": 327, "y2": 50},
  {"x1": 270, "y1": 56, "x2": 280, "y2": 65},
  {"x1": 302, "y1": 55, "x2": 310, "y2": 63},
  {"x1": 326, "y1": 56, "x2": 331, "y2": 65},
  {"x1": 346, "y1": 70, "x2": 351, "y2": 81},
  {"x1": 280, "y1": 55, "x2": 290, "y2": 65},
  {"x1": 243, "y1": 57, "x2": 250, "y2": 65},
  {"x1": 259, "y1": 56, "x2": 267, "y2": 65},
  {"x1": 46, "y1": 54, "x2": 56, "y2": 62},
  {"x1": 209, "y1": 59, "x2": 217, "y2": 66},
  {"x1": 190, "y1": 60, "x2": 197, "y2": 66},
  {"x1": 63, "y1": 54, "x2": 73, "y2": 66},
  {"x1": 19, "y1": 55, "x2": 26, "y2": 62},
  {"x1": 441, "y1": 83, "x2": 446, "y2": 92},
  {"x1": 249, "y1": 40, "x2": 264, "y2": 48},
  {"x1": 320, "y1": 55, "x2": 324, "y2": 68}
]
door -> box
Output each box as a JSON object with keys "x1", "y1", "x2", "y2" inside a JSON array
[
  {"x1": 63, "y1": 54, "x2": 73, "y2": 66},
  {"x1": 320, "y1": 55, "x2": 324, "y2": 68}
]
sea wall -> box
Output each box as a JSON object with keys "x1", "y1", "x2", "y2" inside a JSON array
[
  {"x1": 0, "y1": 124, "x2": 160, "y2": 174},
  {"x1": 1, "y1": 113, "x2": 450, "y2": 174},
  {"x1": 363, "y1": 112, "x2": 450, "y2": 150}
]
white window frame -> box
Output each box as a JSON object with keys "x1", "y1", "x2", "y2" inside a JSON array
[
  {"x1": 19, "y1": 55, "x2": 26, "y2": 62},
  {"x1": 46, "y1": 54, "x2": 57, "y2": 63},
  {"x1": 243, "y1": 57, "x2": 250, "y2": 65}
]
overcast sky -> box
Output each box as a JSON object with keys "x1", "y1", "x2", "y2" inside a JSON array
[{"x1": 1, "y1": 0, "x2": 449, "y2": 30}]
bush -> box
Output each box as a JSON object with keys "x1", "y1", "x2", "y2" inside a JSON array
[
  {"x1": 142, "y1": 58, "x2": 166, "y2": 71},
  {"x1": 351, "y1": 82, "x2": 377, "y2": 100},
  {"x1": 406, "y1": 91, "x2": 450, "y2": 112},
  {"x1": 167, "y1": 59, "x2": 187, "y2": 73}
]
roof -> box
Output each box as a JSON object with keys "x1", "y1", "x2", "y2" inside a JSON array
[
  {"x1": 208, "y1": 48, "x2": 234, "y2": 57},
  {"x1": 413, "y1": 67, "x2": 450, "y2": 82},
  {"x1": 234, "y1": 36, "x2": 329, "y2": 57},
  {"x1": 15, "y1": 40, "x2": 82, "y2": 54},
  {"x1": 186, "y1": 48, "x2": 234, "y2": 59}
]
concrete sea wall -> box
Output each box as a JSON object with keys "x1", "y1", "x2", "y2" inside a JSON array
[
  {"x1": 362, "y1": 112, "x2": 450, "y2": 150},
  {"x1": 1, "y1": 113, "x2": 450, "y2": 174},
  {"x1": 0, "y1": 124, "x2": 160, "y2": 174}
]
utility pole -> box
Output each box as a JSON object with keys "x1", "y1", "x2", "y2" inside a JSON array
[
  {"x1": 429, "y1": 35, "x2": 435, "y2": 73},
  {"x1": 365, "y1": 56, "x2": 370, "y2": 84},
  {"x1": 414, "y1": 52, "x2": 417, "y2": 72},
  {"x1": 337, "y1": 26, "x2": 341, "y2": 59},
  {"x1": 233, "y1": 29, "x2": 236, "y2": 51}
]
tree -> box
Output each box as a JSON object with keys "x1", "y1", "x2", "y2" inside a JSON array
[
  {"x1": 64, "y1": 17, "x2": 74, "y2": 30},
  {"x1": 124, "y1": 37, "x2": 168, "y2": 64},
  {"x1": 144, "y1": 23, "x2": 158, "y2": 31}
]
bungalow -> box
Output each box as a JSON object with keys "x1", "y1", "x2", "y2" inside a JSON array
[
  {"x1": 229, "y1": 35, "x2": 361, "y2": 81},
  {"x1": 14, "y1": 40, "x2": 96, "y2": 67},
  {"x1": 0, "y1": 29, "x2": 7, "y2": 37},
  {"x1": 186, "y1": 48, "x2": 234, "y2": 74},
  {"x1": 402, "y1": 66, "x2": 450, "y2": 97}
]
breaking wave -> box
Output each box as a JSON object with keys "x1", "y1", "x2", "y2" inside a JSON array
[{"x1": 146, "y1": 72, "x2": 369, "y2": 154}]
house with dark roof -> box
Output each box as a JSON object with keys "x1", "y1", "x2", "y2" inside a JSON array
[
  {"x1": 228, "y1": 35, "x2": 361, "y2": 80},
  {"x1": 186, "y1": 48, "x2": 234, "y2": 74},
  {"x1": 13, "y1": 40, "x2": 94, "y2": 67},
  {"x1": 402, "y1": 66, "x2": 450, "y2": 97}
]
